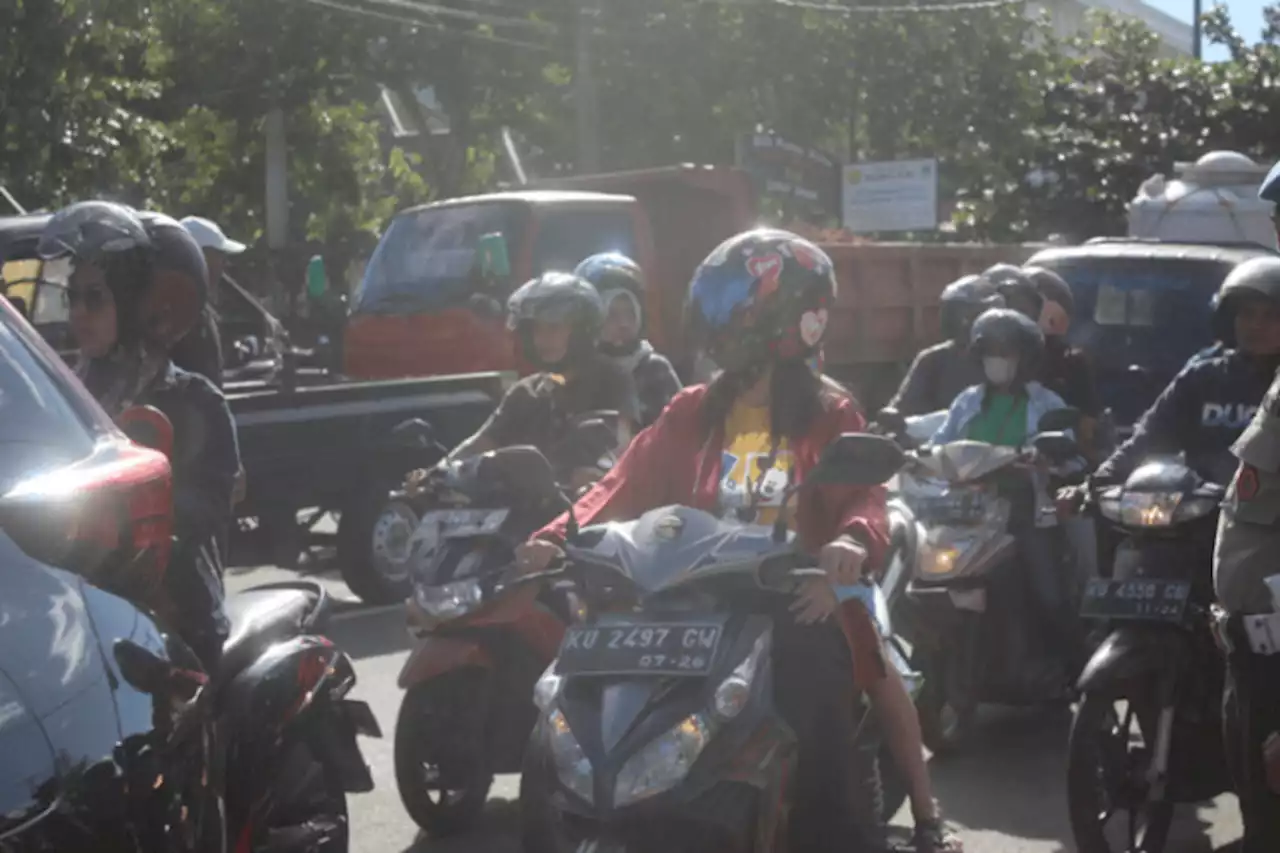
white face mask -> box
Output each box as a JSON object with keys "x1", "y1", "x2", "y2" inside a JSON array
[{"x1": 983, "y1": 356, "x2": 1019, "y2": 386}]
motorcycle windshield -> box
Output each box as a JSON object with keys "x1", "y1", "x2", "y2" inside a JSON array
[
  {"x1": 570, "y1": 505, "x2": 790, "y2": 593},
  {"x1": 918, "y1": 441, "x2": 1021, "y2": 483}
]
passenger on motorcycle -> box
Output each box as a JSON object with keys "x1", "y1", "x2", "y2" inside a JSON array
[
  {"x1": 1091, "y1": 260, "x2": 1280, "y2": 489},
  {"x1": 1208, "y1": 257, "x2": 1280, "y2": 853},
  {"x1": 39, "y1": 202, "x2": 241, "y2": 670},
  {"x1": 932, "y1": 308, "x2": 1088, "y2": 676},
  {"x1": 982, "y1": 263, "x2": 1044, "y2": 322},
  {"x1": 888, "y1": 274, "x2": 1003, "y2": 416},
  {"x1": 437, "y1": 271, "x2": 640, "y2": 490},
  {"x1": 517, "y1": 229, "x2": 961, "y2": 853},
  {"x1": 574, "y1": 252, "x2": 682, "y2": 427}
]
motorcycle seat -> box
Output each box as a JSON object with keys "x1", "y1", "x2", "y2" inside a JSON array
[{"x1": 220, "y1": 586, "x2": 323, "y2": 680}]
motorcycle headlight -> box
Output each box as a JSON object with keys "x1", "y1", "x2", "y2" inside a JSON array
[
  {"x1": 918, "y1": 542, "x2": 961, "y2": 577},
  {"x1": 546, "y1": 709, "x2": 593, "y2": 803},
  {"x1": 413, "y1": 577, "x2": 484, "y2": 620},
  {"x1": 614, "y1": 714, "x2": 712, "y2": 807},
  {"x1": 1117, "y1": 492, "x2": 1180, "y2": 527},
  {"x1": 712, "y1": 632, "x2": 769, "y2": 721}
]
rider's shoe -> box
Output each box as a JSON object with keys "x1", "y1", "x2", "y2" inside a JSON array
[{"x1": 911, "y1": 815, "x2": 963, "y2": 853}]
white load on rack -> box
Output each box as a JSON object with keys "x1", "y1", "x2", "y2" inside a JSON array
[{"x1": 1127, "y1": 151, "x2": 1278, "y2": 250}]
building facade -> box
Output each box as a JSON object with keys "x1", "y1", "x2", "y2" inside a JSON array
[{"x1": 1027, "y1": 0, "x2": 1194, "y2": 56}]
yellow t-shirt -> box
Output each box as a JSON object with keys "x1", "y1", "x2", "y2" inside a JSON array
[{"x1": 719, "y1": 400, "x2": 794, "y2": 526}]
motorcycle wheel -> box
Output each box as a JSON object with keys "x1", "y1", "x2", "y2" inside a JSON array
[
  {"x1": 519, "y1": 738, "x2": 566, "y2": 853},
  {"x1": 394, "y1": 675, "x2": 493, "y2": 836},
  {"x1": 1067, "y1": 687, "x2": 1175, "y2": 853},
  {"x1": 258, "y1": 738, "x2": 350, "y2": 852},
  {"x1": 336, "y1": 489, "x2": 416, "y2": 605}
]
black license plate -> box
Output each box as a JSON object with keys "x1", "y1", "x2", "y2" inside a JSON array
[
  {"x1": 1079, "y1": 578, "x2": 1192, "y2": 622},
  {"x1": 556, "y1": 618, "x2": 725, "y2": 677}
]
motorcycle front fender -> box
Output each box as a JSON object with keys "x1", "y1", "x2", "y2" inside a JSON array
[
  {"x1": 1077, "y1": 625, "x2": 1190, "y2": 694},
  {"x1": 396, "y1": 635, "x2": 493, "y2": 689}
]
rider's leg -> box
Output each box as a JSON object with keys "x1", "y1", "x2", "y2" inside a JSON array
[{"x1": 1020, "y1": 525, "x2": 1087, "y2": 674}]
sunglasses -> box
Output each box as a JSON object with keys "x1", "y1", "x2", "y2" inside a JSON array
[{"x1": 68, "y1": 286, "x2": 110, "y2": 312}]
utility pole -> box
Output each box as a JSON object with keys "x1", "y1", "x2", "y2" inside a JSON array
[
  {"x1": 574, "y1": 2, "x2": 601, "y2": 173},
  {"x1": 1192, "y1": 0, "x2": 1202, "y2": 59}
]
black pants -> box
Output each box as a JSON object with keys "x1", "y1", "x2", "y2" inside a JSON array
[
  {"x1": 163, "y1": 540, "x2": 229, "y2": 673},
  {"x1": 1019, "y1": 525, "x2": 1088, "y2": 674},
  {"x1": 772, "y1": 615, "x2": 884, "y2": 853},
  {"x1": 1223, "y1": 619, "x2": 1280, "y2": 853}
]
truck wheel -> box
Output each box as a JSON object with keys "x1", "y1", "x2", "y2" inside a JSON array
[{"x1": 336, "y1": 489, "x2": 415, "y2": 605}]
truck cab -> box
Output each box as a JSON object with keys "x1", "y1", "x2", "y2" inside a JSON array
[{"x1": 343, "y1": 191, "x2": 655, "y2": 379}]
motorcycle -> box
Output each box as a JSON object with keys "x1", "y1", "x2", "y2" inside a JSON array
[
  {"x1": 897, "y1": 407, "x2": 1084, "y2": 752},
  {"x1": 1066, "y1": 457, "x2": 1227, "y2": 853},
  {"x1": 393, "y1": 417, "x2": 618, "y2": 836},
  {"x1": 518, "y1": 433, "x2": 916, "y2": 853},
  {"x1": 0, "y1": 411, "x2": 380, "y2": 852}
]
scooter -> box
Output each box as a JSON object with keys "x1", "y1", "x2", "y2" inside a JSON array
[
  {"x1": 518, "y1": 433, "x2": 915, "y2": 853},
  {"x1": 392, "y1": 418, "x2": 618, "y2": 837},
  {"x1": 897, "y1": 407, "x2": 1084, "y2": 753}
]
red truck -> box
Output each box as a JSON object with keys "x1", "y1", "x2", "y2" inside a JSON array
[{"x1": 343, "y1": 165, "x2": 1037, "y2": 406}]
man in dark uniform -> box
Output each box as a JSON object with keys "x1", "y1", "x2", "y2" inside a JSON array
[{"x1": 888, "y1": 274, "x2": 1003, "y2": 415}]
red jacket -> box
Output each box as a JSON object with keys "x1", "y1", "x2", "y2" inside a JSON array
[{"x1": 535, "y1": 384, "x2": 891, "y2": 685}]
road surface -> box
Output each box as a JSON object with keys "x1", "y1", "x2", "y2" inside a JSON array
[{"x1": 227, "y1": 558, "x2": 1246, "y2": 853}]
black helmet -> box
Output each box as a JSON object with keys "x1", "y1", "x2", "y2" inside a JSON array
[
  {"x1": 38, "y1": 201, "x2": 153, "y2": 346},
  {"x1": 506, "y1": 271, "x2": 605, "y2": 370},
  {"x1": 137, "y1": 212, "x2": 209, "y2": 348},
  {"x1": 1023, "y1": 266, "x2": 1073, "y2": 316},
  {"x1": 939, "y1": 274, "x2": 1003, "y2": 342},
  {"x1": 982, "y1": 263, "x2": 1043, "y2": 321},
  {"x1": 686, "y1": 228, "x2": 836, "y2": 372},
  {"x1": 574, "y1": 252, "x2": 646, "y2": 356},
  {"x1": 1214, "y1": 256, "x2": 1280, "y2": 343},
  {"x1": 969, "y1": 307, "x2": 1045, "y2": 377}
]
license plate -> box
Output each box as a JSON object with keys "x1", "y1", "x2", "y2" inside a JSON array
[
  {"x1": 914, "y1": 491, "x2": 988, "y2": 524},
  {"x1": 555, "y1": 618, "x2": 725, "y2": 677},
  {"x1": 419, "y1": 508, "x2": 509, "y2": 539},
  {"x1": 1079, "y1": 578, "x2": 1192, "y2": 622}
]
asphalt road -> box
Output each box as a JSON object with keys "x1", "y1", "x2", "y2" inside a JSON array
[{"x1": 226, "y1": 557, "x2": 1246, "y2": 853}]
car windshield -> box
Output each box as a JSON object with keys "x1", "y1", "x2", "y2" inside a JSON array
[
  {"x1": 0, "y1": 309, "x2": 96, "y2": 491},
  {"x1": 353, "y1": 201, "x2": 528, "y2": 314},
  {"x1": 531, "y1": 207, "x2": 637, "y2": 274},
  {"x1": 1045, "y1": 257, "x2": 1234, "y2": 424}
]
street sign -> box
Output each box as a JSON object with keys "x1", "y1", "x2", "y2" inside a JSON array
[
  {"x1": 736, "y1": 133, "x2": 841, "y2": 222},
  {"x1": 842, "y1": 158, "x2": 938, "y2": 233}
]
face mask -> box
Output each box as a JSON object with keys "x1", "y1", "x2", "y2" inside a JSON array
[{"x1": 983, "y1": 356, "x2": 1018, "y2": 385}]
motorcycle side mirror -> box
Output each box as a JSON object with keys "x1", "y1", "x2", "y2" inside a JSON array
[
  {"x1": 807, "y1": 433, "x2": 907, "y2": 488},
  {"x1": 874, "y1": 407, "x2": 906, "y2": 435},
  {"x1": 1032, "y1": 431, "x2": 1079, "y2": 462},
  {"x1": 390, "y1": 418, "x2": 438, "y2": 451},
  {"x1": 118, "y1": 405, "x2": 175, "y2": 460},
  {"x1": 1037, "y1": 406, "x2": 1081, "y2": 433},
  {"x1": 114, "y1": 640, "x2": 206, "y2": 701}
]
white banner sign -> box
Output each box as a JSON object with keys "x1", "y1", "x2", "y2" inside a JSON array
[{"x1": 842, "y1": 158, "x2": 938, "y2": 233}]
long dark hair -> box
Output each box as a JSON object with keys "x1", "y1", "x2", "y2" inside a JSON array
[{"x1": 702, "y1": 358, "x2": 854, "y2": 442}]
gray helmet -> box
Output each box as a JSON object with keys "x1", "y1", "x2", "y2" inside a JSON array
[
  {"x1": 1214, "y1": 256, "x2": 1280, "y2": 338},
  {"x1": 38, "y1": 201, "x2": 154, "y2": 345},
  {"x1": 506, "y1": 271, "x2": 605, "y2": 370},
  {"x1": 940, "y1": 274, "x2": 1004, "y2": 341},
  {"x1": 969, "y1": 307, "x2": 1045, "y2": 375},
  {"x1": 982, "y1": 263, "x2": 1043, "y2": 321}
]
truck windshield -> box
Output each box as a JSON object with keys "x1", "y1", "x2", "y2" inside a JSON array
[
  {"x1": 531, "y1": 207, "x2": 637, "y2": 274},
  {"x1": 354, "y1": 202, "x2": 528, "y2": 314},
  {"x1": 1048, "y1": 257, "x2": 1233, "y2": 425}
]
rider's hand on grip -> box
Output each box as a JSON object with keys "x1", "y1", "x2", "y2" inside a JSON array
[
  {"x1": 820, "y1": 536, "x2": 868, "y2": 586},
  {"x1": 790, "y1": 578, "x2": 838, "y2": 624},
  {"x1": 403, "y1": 467, "x2": 432, "y2": 497},
  {"x1": 516, "y1": 539, "x2": 564, "y2": 575}
]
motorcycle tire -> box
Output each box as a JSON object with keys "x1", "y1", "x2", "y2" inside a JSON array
[
  {"x1": 394, "y1": 675, "x2": 493, "y2": 837},
  {"x1": 519, "y1": 738, "x2": 562, "y2": 853},
  {"x1": 336, "y1": 485, "x2": 415, "y2": 605},
  {"x1": 258, "y1": 737, "x2": 351, "y2": 852},
  {"x1": 1067, "y1": 687, "x2": 1175, "y2": 853}
]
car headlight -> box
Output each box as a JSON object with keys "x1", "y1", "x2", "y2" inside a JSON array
[
  {"x1": 413, "y1": 577, "x2": 484, "y2": 620},
  {"x1": 712, "y1": 632, "x2": 769, "y2": 721},
  {"x1": 614, "y1": 714, "x2": 711, "y2": 807},
  {"x1": 546, "y1": 709, "x2": 593, "y2": 803}
]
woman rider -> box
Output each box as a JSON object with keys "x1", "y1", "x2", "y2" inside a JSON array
[
  {"x1": 518, "y1": 229, "x2": 961, "y2": 852},
  {"x1": 39, "y1": 201, "x2": 240, "y2": 671},
  {"x1": 574, "y1": 252, "x2": 682, "y2": 427}
]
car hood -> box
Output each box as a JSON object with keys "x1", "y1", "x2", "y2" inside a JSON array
[{"x1": 0, "y1": 531, "x2": 122, "y2": 835}]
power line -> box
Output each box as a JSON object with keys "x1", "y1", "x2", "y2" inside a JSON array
[
  {"x1": 709, "y1": 0, "x2": 1025, "y2": 15},
  {"x1": 298, "y1": 0, "x2": 555, "y2": 50},
  {"x1": 359, "y1": 0, "x2": 559, "y2": 31}
]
